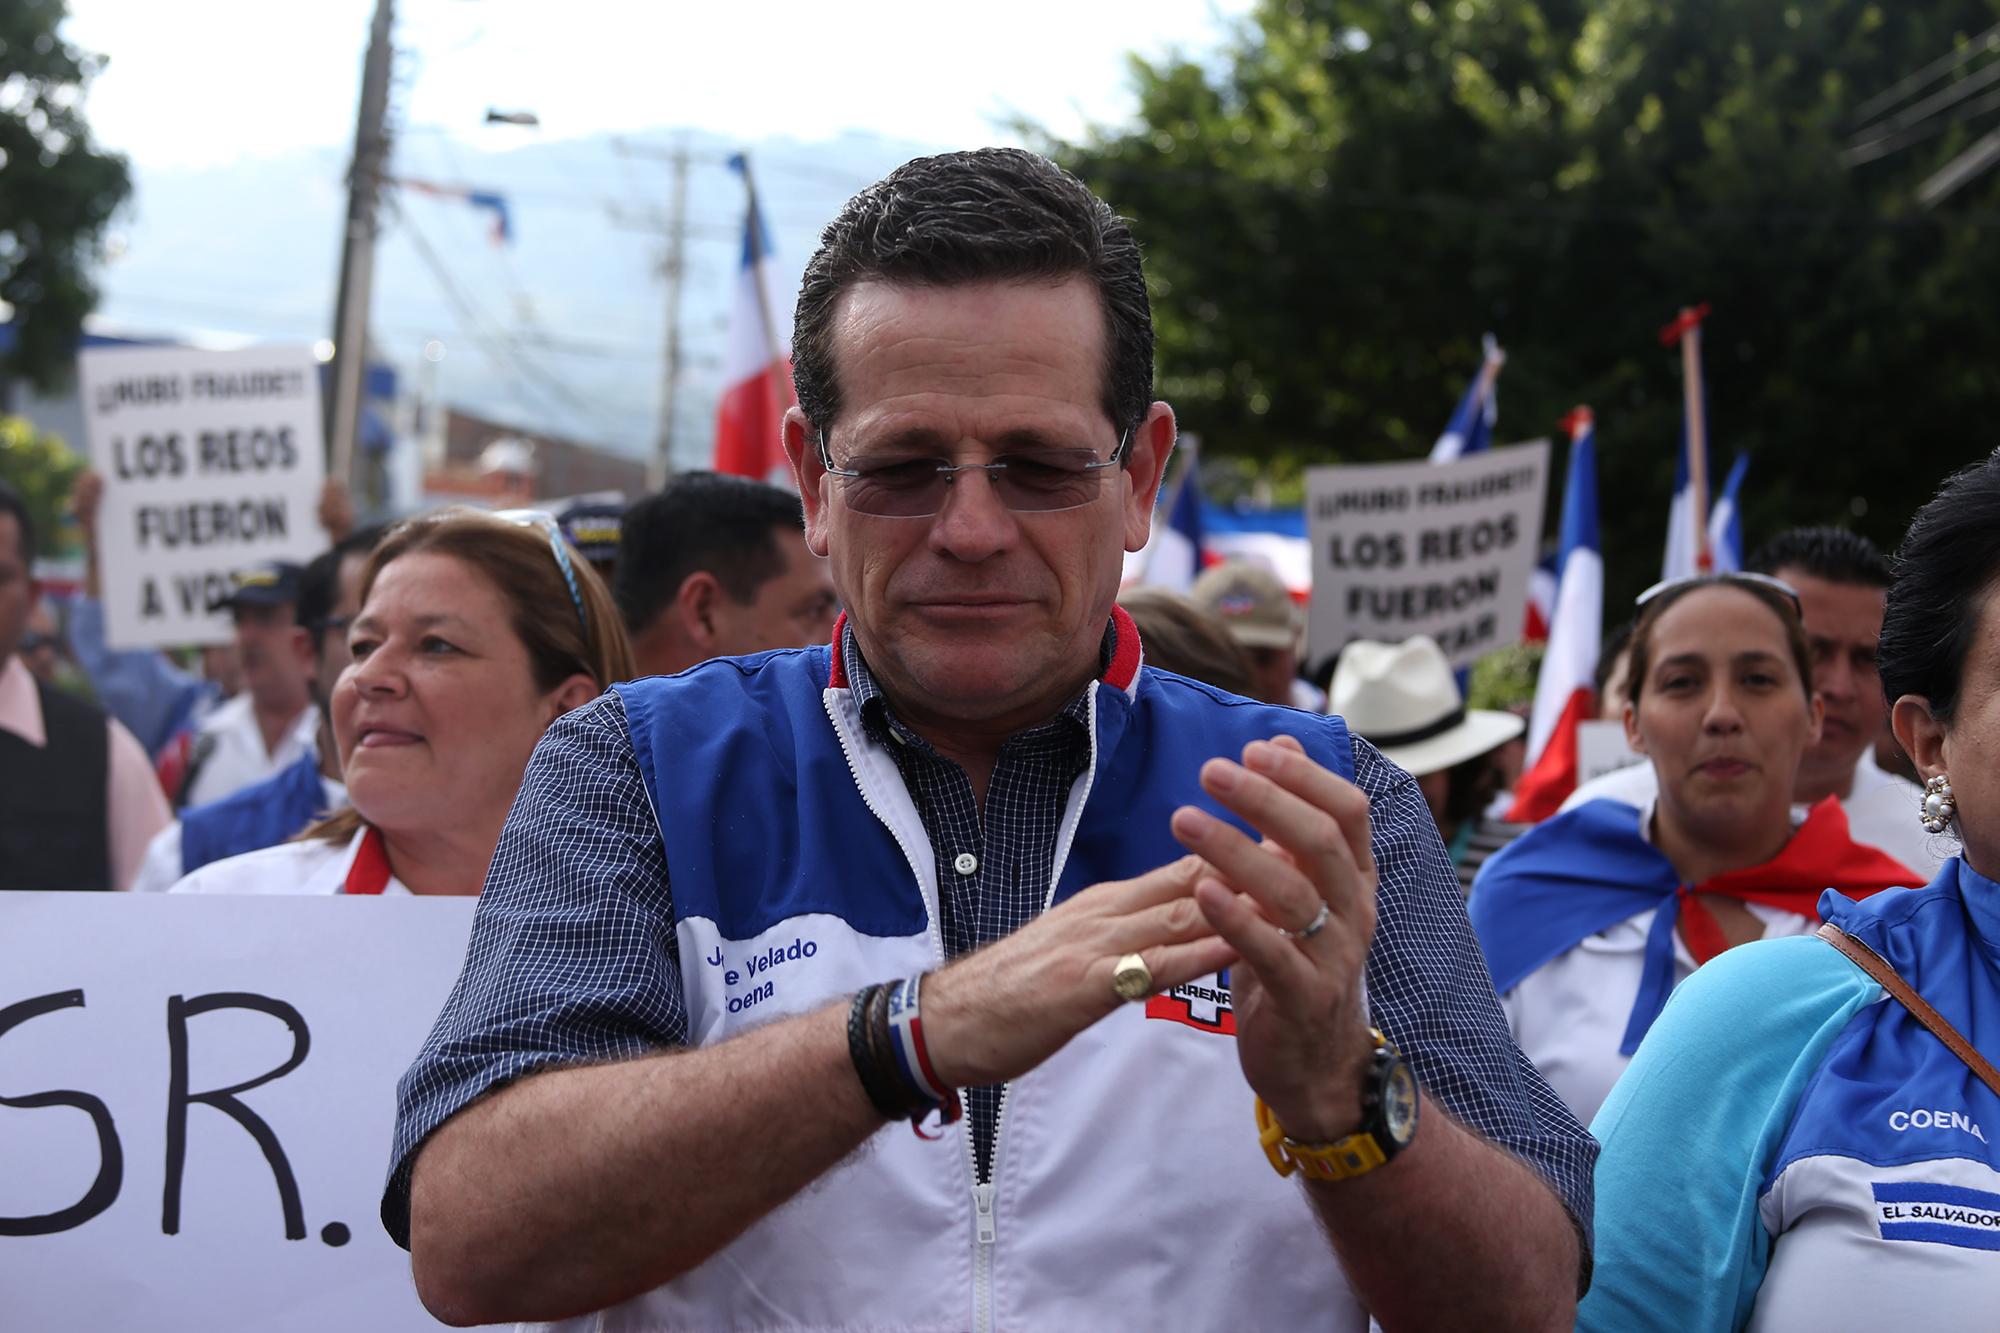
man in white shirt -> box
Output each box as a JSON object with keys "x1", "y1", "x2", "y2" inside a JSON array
[
  {"x1": 176, "y1": 561, "x2": 317, "y2": 809},
  {"x1": 134, "y1": 530, "x2": 381, "y2": 890},
  {"x1": 1562, "y1": 527, "x2": 1945, "y2": 877}
]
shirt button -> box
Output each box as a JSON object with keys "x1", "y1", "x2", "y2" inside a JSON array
[{"x1": 953, "y1": 852, "x2": 979, "y2": 877}]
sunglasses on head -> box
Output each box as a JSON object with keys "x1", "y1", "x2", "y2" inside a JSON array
[
  {"x1": 1634, "y1": 570, "x2": 1803, "y2": 618},
  {"x1": 487, "y1": 509, "x2": 589, "y2": 630}
]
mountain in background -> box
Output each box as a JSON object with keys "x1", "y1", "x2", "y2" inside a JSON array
[{"x1": 91, "y1": 127, "x2": 942, "y2": 471}]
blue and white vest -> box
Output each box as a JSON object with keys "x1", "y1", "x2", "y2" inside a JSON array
[
  {"x1": 179, "y1": 748, "x2": 329, "y2": 874},
  {"x1": 1581, "y1": 856, "x2": 2000, "y2": 1332},
  {"x1": 598, "y1": 621, "x2": 1368, "y2": 1332}
]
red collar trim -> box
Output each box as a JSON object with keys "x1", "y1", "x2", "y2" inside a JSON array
[
  {"x1": 825, "y1": 606, "x2": 1144, "y2": 696},
  {"x1": 342, "y1": 825, "x2": 392, "y2": 895},
  {"x1": 827, "y1": 611, "x2": 850, "y2": 689},
  {"x1": 1103, "y1": 605, "x2": 1143, "y2": 694}
]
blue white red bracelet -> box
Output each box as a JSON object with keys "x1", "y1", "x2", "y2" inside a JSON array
[{"x1": 882, "y1": 973, "x2": 964, "y2": 1138}]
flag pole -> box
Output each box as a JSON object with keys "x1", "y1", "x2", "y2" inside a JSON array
[
  {"x1": 1559, "y1": 404, "x2": 1594, "y2": 442},
  {"x1": 1659, "y1": 303, "x2": 1713, "y2": 573},
  {"x1": 1474, "y1": 334, "x2": 1506, "y2": 418},
  {"x1": 731, "y1": 153, "x2": 795, "y2": 445}
]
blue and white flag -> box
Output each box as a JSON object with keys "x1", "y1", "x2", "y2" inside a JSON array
[
  {"x1": 398, "y1": 177, "x2": 513, "y2": 245},
  {"x1": 1124, "y1": 453, "x2": 1316, "y2": 599},
  {"x1": 1429, "y1": 333, "x2": 1505, "y2": 463},
  {"x1": 1708, "y1": 452, "x2": 1751, "y2": 574},
  {"x1": 1128, "y1": 447, "x2": 1207, "y2": 591},
  {"x1": 1511, "y1": 409, "x2": 1603, "y2": 820}
]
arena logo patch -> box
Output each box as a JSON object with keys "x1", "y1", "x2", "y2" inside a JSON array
[{"x1": 1145, "y1": 970, "x2": 1236, "y2": 1035}]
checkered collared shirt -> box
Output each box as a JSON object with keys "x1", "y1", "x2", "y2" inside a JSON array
[
  {"x1": 383, "y1": 625, "x2": 1597, "y2": 1275},
  {"x1": 846, "y1": 625, "x2": 1097, "y2": 1183}
]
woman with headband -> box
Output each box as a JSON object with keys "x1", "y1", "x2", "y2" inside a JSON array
[
  {"x1": 1467, "y1": 571, "x2": 1915, "y2": 1123},
  {"x1": 1581, "y1": 449, "x2": 2000, "y2": 1331},
  {"x1": 172, "y1": 509, "x2": 634, "y2": 895}
]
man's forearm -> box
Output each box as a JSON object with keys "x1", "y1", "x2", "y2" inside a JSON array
[
  {"x1": 408, "y1": 1002, "x2": 884, "y2": 1326},
  {"x1": 406, "y1": 857, "x2": 1234, "y2": 1326},
  {"x1": 1306, "y1": 1097, "x2": 1579, "y2": 1331}
]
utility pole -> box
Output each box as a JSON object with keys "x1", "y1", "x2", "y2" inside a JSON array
[
  {"x1": 326, "y1": 0, "x2": 396, "y2": 506},
  {"x1": 612, "y1": 135, "x2": 692, "y2": 490},
  {"x1": 653, "y1": 139, "x2": 689, "y2": 488}
]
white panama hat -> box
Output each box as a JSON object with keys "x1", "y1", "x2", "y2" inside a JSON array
[{"x1": 1329, "y1": 636, "x2": 1525, "y2": 777}]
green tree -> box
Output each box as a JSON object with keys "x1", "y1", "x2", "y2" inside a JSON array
[
  {"x1": 0, "y1": 414, "x2": 84, "y2": 560},
  {"x1": 1, "y1": 0, "x2": 131, "y2": 391},
  {"x1": 1055, "y1": 1, "x2": 2000, "y2": 603}
]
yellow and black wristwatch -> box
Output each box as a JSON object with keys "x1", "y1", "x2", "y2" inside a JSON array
[{"x1": 1256, "y1": 1028, "x2": 1420, "y2": 1182}]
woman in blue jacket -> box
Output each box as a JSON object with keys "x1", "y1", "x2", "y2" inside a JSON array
[{"x1": 1581, "y1": 448, "x2": 2000, "y2": 1331}]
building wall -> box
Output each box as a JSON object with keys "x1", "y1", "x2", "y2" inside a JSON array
[{"x1": 442, "y1": 408, "x2": 646, "y2": 500}]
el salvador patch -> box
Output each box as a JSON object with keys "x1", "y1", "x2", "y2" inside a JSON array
[
  {"x1": 1145, "y1": 968, "x2": 1236, "y2": 1035},
  {"x1": 1874, "y1": 1181, "x2": 2000, "y2": 1251}
]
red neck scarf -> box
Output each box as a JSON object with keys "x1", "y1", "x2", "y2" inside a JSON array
[
  {"x1": 1676, "y1": 796, "x2": 1913, "y2": 964},
  {"x1": 341, "y1": 825, "x2": 393, "y2": 896}
]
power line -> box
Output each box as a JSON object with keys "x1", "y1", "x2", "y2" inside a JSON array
[
  {"x1": 400, "y1": 133, "x2": 691, "y2": 452},
  {"x1": 103, "y1": 286, "x2": 670, "y2": 360},
  {"x1": 1847, "y1": 51, "x2": 2000, "y2": 161},
  {"x1": 612, "y1": 134, "x2": 693, "y2": 486},
  {"x1": 1852, "y1": 21, "x2": 2000, "y2": 126},
  {"x1": 1844, "y1": 84, "x2": 2000, "y2": 166},
  {"x1": 390, "y1": 195, "x2": 631, "y2": 444}
]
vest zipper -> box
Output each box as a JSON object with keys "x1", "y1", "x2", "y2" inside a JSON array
[
  {"x1": 972, "y1": 1179, "x2": 998, "y2": 1333},
  {"x1": 825, "y1": 689, "x2": 983, "y2": 1323},
  {"x1": 825, "y1": 681, "x2": 1109, "y2": 1333},
  {"x1": 971, "y1": 683, "x2": 1103, "y2": 1333}
]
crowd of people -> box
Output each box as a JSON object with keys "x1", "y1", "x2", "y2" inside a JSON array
[
  {"x1": 2, "y1": 147, "x2": 1996, "y2": 1329},
  {"x1": 0, "y1": 466, "x2": 837, "y2": 898}
]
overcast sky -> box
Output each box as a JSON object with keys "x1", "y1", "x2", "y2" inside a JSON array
[
  {"x1": 53, "y1": 1, "x2": 1259, "y2": 459},
  {"x1": 63, "y1": 0, "x2": 1254, "y2": 170}
]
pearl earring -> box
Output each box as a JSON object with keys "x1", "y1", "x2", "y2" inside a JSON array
[{"x1": 1921, "y1": 773, "x2": 1957, "y2": 835}]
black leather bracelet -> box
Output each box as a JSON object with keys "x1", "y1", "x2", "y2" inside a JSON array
[
  {"x1": 866, "y1": 981, "x2": 925, "y2": 1113},
  {"x1": 846, "y1": 984, "x2": 909, "y2": 1119},
  {"x1": 866, "y1": 982, "x2": 899, "y2": 1088}
]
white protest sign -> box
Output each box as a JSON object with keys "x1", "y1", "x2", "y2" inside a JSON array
[
  {"x1": 1305, "y1": 441, "x2": 1550, "y2": 670},
  {"x1": 77, "y1": 345, "x2": 328, "y2": 649},
  {"x1": 0, "y1": 893, "x2": 490, "y2": 1332},
  {"x1": 1576, "y1": 720, "x2": 1640, "y2": 784},
  {"x1": 1575, "y1": 718, "x2": 1645, "y2": 786}
]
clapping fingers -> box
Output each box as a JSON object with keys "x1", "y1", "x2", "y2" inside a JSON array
[
  {"x1": 924, "y1": 853, "x2": 1237, "y2": 1088},
  {"x1": 1165, "y1": 735, "x2": 1383, "y2": 1138},
  {"x1": 1092, "y1": 853, "x2": 1215, "y2": 914},
  {"x1": 1170, "y1": 741, "x2": 1373, "y2": 931},
  {"x1": 1067, "y1": 856, "x2": 1240, "y2": 1003},
  {"x1": 1125, "y1": 934, "x2": 1241, "y2": 1002},
  {"x1": 1167, "y1": 736, "x2": 1380, "y2": 1010},
  {"x1": 1252, "y1": 735, "x2": 1378, "y2": 886}
]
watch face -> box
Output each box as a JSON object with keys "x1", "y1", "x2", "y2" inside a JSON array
[{"x1": 1383, "y1": 1060, "x2": 1420, "y2": 1145}]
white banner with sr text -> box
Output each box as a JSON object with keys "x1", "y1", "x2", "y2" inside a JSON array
[{"x1": 0, "y1": 893, "x2": 484, "y2": 1331}]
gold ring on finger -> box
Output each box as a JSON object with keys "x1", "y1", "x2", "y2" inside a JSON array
[
  {"x1": 1111, "y1": 952, "x2": 1154, "y2": 1003},
  {"x1": 1278, "y1": 900, "x2": 1331, "y2": 942}
]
